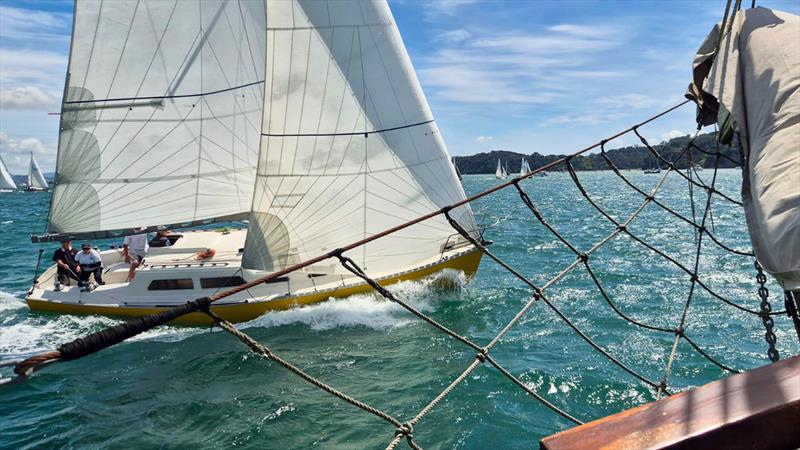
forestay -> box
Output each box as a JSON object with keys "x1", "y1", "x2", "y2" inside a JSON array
[
  {"x1": 243, "y1": 0, "x2": 477, "y2": 274},
  {"x1": 45, "y1": 0, "x2": 266, "y2": 239}
]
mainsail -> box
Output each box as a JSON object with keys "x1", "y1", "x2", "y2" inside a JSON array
[
  {"x1": 0, "y1": 154, "x2": 16, "y2": 190},
  {"x1": 519, "y1": 158, "x2": 529, "y2": 176},
  {"x1": 496, "y1": 159, "x2": 503, "y2": 178},
  {"x1": 28, "y1": 153, "x2": 48, "y2": 189},
  {"x1": 243, "y1": 0, "x2": 477, "y2": 273},
  {"x1": 43, "y1": 0, "x2": 266, "y2": 239}
]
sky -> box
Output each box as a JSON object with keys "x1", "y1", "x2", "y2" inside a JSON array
[{"x1": 0, "y1": 0, "x2": 798, "y2": 174}]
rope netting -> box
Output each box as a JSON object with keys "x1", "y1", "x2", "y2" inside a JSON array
[{"x1": 9, "y1": 100, "x2": 793, "y2": 448}]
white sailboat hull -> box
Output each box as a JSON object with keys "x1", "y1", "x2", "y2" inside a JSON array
[{"x1": 27, "y1": 229, "x2": 482, "y2": 325}]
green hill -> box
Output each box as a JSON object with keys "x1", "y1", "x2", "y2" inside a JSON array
[{"x1": 453, "y1": 132, "x2": 741, "y2": 174}]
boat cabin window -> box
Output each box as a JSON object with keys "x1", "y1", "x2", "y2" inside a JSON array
[
  {"x1": 200, "y1": 276, "x2": 246, "y2": 289},
  {"x1": 148, "y1": 278, "x2": 194, "y2": 290}
]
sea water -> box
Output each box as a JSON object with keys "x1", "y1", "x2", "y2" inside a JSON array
[{"x1": 0, "y1": 170, "x2": 795, "y2": 449}]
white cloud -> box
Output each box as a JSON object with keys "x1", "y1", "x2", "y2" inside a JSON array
[
  {"x1": 0, "y1": 86, "x2": 58, "y2": 110},
  {"x1": 0, "y1": 6, "x2": 71, "y2": 43},
  {"x1": 0, "y1": 48, "x2": 67, "y2": 90},
  {"x1": 0, "y1": 132, "x2": 56, "y2": 174},
  {"x1": 660, "y1": 130, "x2": 688, "y2": 142},
  {"x1": 426, "y1": 0, "x2": 480, "y2": 18},
  {"x1": 438, "y1": 29, "x2": 471, "y2": 44},
  {"x1": 475, "y1": 135, "x2": 493, "y2": 143}
]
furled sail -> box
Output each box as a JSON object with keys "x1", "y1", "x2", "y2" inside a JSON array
[
  {"x1": 42, "y1": 0, "x2": 266, "y2": 240},
  {"x1": 28, "y1": 153, "x2": 48, "y2": 189},
  {"x1": 688, "y1": 6, "x2": 800, "y2": 289},
  {"x1": 243, "y1": 0, "x2": 477, "y2": 274},
  {"x1": 0, "y1": 154, "x2": 16, "y2": 190}
]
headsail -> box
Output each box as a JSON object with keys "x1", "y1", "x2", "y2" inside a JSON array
[
  {"x1": 0, "y1": 154, "x2": 16, "y2": 190},
  {"x1": 28, "y1": 153, "x2": 48, "y2": 189},
  {"x1": 243, "y1": 0, "x2": 477, "y2": 274},
  {"x1": 42, "y1": 0, "x2": 266, "y2": 240}
]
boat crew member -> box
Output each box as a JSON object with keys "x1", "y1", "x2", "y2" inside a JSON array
[
  {"x1": 52, "y1": 239, "x2": 79, "y2": 291},
  {"x1": 75, "y1": 243, "x2": 104, "y2": 290},
  {"x1": 123, "y1": 227, "x2": 149, "y2": 281}
]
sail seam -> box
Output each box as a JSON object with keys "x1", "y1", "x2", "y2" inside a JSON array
[
  {"x1": 62, "y1": 79, "x2": 265, "y2": 105},
  {"x1": 262, "y1": 119, "x2": 434, "y2": 137}
]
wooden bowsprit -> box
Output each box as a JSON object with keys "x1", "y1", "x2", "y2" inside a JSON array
[{"x1": 540, "y1": 354, "x2": 800, "y2": 450}]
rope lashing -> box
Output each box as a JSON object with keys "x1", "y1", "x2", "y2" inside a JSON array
[{"x1": 15, "y1": 297, "x2": 214, "y2": 376}]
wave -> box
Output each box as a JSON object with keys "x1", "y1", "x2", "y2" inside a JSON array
[{"x1": 242, "y1": 270, "x2": 466, "y2": 332}]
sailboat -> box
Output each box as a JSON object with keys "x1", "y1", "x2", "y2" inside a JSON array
[
  {"x1": 452, "y1": 157, "x2": 463, "y2": 181},
  {"x1": 519, "y1": 158, "x2": 530, "y2": 177},
  {"x1": 0, "y1": 154, "x2": 17, "y2": 192},
  {"x1": 26, "y1": 152, "x2": 48, "y2": 191},
  {"x1": 26, "y1": 0, "x2": 482, "y2": 325},
  {"x1": 495, "y1": 158, "x2": 505, "y2": 179}
]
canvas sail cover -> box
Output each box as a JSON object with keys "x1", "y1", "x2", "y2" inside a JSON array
[
  {"x1": 44, "y1": 0, "x2": 266, "y2": 239},
  {"x1": 688, "y1": 7, "x2": 800, "y2": 289},
  {"x1": 0, "y1": 155, "x2": 16, "y2": 190},
  {"x1": 242, "y1": 0, "x2": 477, "y2": 274},
  {"x1": 29, "y1": 154, "x2": 48, "y2": 189}
]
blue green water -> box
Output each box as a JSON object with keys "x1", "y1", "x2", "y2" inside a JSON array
[{"x1": 1, "y1": 170, "x2": 796, "y2": 449}]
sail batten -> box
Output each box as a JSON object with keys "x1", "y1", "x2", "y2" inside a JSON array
[
  {"x1": 243, "y1": 0, "x2": 476, "y2": 273},
  {"x1": 44, "y1": 0, "x2": 267, "y2": 238}
]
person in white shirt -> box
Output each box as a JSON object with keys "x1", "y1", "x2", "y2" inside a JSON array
[
  {"x1": 123, "y1": 227, "x2": 149, "y2": 282},
  {"x1": 75, "y1": 243, "x2": 104, "y2": 290}
]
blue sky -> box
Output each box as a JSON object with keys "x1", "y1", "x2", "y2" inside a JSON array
[{"x1": 1, "y1": 0, "x2": 798, "y2": 174}]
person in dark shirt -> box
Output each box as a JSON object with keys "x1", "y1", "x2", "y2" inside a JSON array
[{"x1": 52, "y1": 239, "x2": 80, "y2": 290}]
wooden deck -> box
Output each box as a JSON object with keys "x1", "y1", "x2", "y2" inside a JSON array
[{"x1": 540, "y1": 355, "x2": 800, "y2": 450}]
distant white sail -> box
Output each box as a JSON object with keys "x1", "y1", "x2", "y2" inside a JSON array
[
  {"x1": 519, "y1": 158, "x2": 530, "y2": 176},
  {"x1": 243, "y1": 0, "x2": 477, "y2": 273},
  {"x1": 45, "y1": 0, "x2": 266, "y2": 238},
  {"x1": 0, "y1": 154, "x2": 16, "y2": 190},
  {"x1": 501, "y1": 164, "x2": 508, "y2": 178},
  {"x1": 28, "y1": 153, "x2": 48, "y2": 189},
  {"x1": 496, "y1": 159, "x2": 503, "y2": 179}
]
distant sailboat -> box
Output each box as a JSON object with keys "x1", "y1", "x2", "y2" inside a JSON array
[
  {"x1": 452, "y1": 158, "x2": 463, "y2": 181},
  {"x1": 495, "y1": 158, "x2": 505, "y2": 179},
  {"x1": 26, "y1": 153, "x2": 48, "y2": 191},
  {"x1": 0, "y1": 154, "x2": 17, "y2": 192},
  {"x1": 519, "y1": 158, "x2": 530, "y2": 177}
]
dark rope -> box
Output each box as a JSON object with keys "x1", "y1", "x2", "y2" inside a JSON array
[
  {"x1": 633, "y1": 129, "x2": 743, "y2": 206},
  {"x1": 336, "y1": 253, "x2": 582, "y2": 424},
  {"x1": 444, "y1": 211, "x2": 666, "y2": 393}
]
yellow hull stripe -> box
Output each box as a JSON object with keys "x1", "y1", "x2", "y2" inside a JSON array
[{"x1": 26, "y1": 249, "x2": 483, "y2": 326}]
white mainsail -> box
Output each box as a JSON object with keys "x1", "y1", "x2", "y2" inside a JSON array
[
  {"x1": 242, "y1": 0, "x2": 477, "y2": 274},
  {"x1": 496, "y1": 159, "x2": 503, "y2": 179},
  {"x1": 43, "y1": 0, "x2": 266, "y2": 239},
  {"x1": 0, "y1": 154, "x2": 16, "y2": 190},
  {"x1": 28, "y1": 153, "x2": 48, "y2": 189}
]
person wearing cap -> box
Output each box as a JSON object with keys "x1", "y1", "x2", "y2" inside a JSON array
[
  {"x1": 52, "y1": 239, "x2": 79, "y2": 291},
  {"x1": 75, "y1": 243, "x2": 104, "y2": 290},
  {"x1": 123, "y1": 227, "x2": 149, "y2": 281}
]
